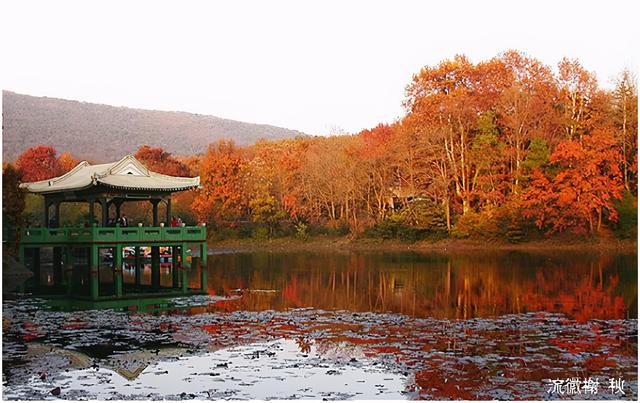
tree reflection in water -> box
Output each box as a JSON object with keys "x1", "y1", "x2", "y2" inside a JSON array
[{"x1": 205, "y1": 251, "x2": 637, "y2": 321}]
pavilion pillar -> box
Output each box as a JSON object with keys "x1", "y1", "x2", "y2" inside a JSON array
[
  {"x1": 100, "y1": 199, "x2": 108, "y2": 226},
  {"x1": 54, "y1": 202, "x2": 61, "y2": 228},
  {"x1": 181, "y1": 242, "x2": 189, "y2": 294},
  {"x1": 44, "y1": 200, "x2": 50, "y2": 228},
  {"x1": 115, "y1": 200, "x2": 122, "y2": 220},
  {"x1": 90, "y1": 245, "x2": 99, "y2": 300},
  {"x1": 151, "y1": 200, "x2": 160, "y2": 226},
  {"x1": 53, "y1": 247, "x2": 63, "y2": 285},
  {"x1": 18, "y1": 244, "x2": 26, "y2": 293},
  {"x1": 64, "y1": 246, "x2": 73, "y2": 295},
  {"x1": 18, "y1": 244, "x2": 25, "y2": 265},
  {"x1": 200, "y1": 242, "x2": 207, "y2": 292},
  {"x1": 88, "y1": 199, "x2": 95, "y2": 226},
  {"x1": 166, "y1": 198, "x2": 172, "y2": 224},
  {"x1": 172, "y1": 245, "x2": 179, "y2": 288},
  {"x1": 32, "y1": 248, "x2": 41, "y2": 288},
  {"x1": 151, "y1": 246, "x2": 160, "y2": 289},
  {"x1": 115, "y1": 244, "x2": 123, "y2": 297},
  {"x1": 134, "y1": 246, "x2": 141, "y2": 287}
]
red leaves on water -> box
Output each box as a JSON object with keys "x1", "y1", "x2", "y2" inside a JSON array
[
  {"x1": 22, "y1": 321, "x2": 43, "y2": 341},
  {"x1": 584, "y1": 355, "x2": 617, "y2": 372},
  {"x1": 415, "y1": 362, "x2": 488, "y2": 400},
  {"x1": 62, "y1": 321, "x2": 87, "y2": 330}
]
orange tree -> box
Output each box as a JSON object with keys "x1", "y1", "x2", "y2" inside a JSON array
[
  {"x1": 191, "y1": 140, "x2": 247, "y2": 226},
  {"x1": 522, "y1": 129, "x2": 623, "y2": 233},
  {"x1": 15, "y1": 145, "x2": 62, "y2": 182},
  {"x1": 134, "y1": 145, "x2": 190, "y2": 176}
]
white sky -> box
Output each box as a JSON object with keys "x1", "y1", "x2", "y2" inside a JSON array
[{"x1": 1, "y1": 0, "x2": 638, "y2": 135}]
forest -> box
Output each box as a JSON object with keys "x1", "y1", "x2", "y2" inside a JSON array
[{"x1": 3, "y1": 50, "x2": 638, "y2": 243}]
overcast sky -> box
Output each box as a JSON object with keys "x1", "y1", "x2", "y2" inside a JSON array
[{"x1": 1, "y1": 0, "x2": 638, "y2": 135}]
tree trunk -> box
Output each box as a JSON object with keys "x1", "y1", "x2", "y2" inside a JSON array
[{"x1": 444, "y1": 198, "x2": 451, "y2": 232}]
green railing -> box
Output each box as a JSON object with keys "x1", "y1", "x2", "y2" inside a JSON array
[{"x1": 12, "y1": 226, "x2": 207, "y2": 244}]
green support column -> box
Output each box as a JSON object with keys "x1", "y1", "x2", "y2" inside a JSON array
[
  {"x1": 53, "y1": 247, "x2": 63, "y2": 285},
  {"x1": 100, "y1": 199, "x2": 108, "y2": 227},
  {"x1": 90, "y1": 245, "x2": 99, "y2": 300},
  {"x1": 64, "y1": 246, "x2": 73, "y2": 295},
  {"x1": 54, "y1": 202, "x2": 61, "y2": 227},
  {"x1": 200, "y1": 242, "x2": 207, "y2": 292},
  {"x1": 115, "y1": 245, "x2": 123, "y2": 297},
  {"x1": 17, "y1": 244, "x2": 26, "y2": 293},
  {"x1": 151, "y1": 246, "x2": 160, "y2": 289},
  {"x1": 44, "y1": 200, "x2": 50, "y2": 227},
  {"x1": 88, "y1": 199, "x2": 95, "y2": 226},
  {"x1": 18, "y1": 244, "x2": 25, "y2": 264},
  {"x1": 151, "y1": 200, "x2": 159, "y2": 226},
  {"x1": 113, "y1": 244, "x2": 122, "y2": 297},
  {"x1": 181, "y1": 243, "x2": 188, "y2": 294},
  {"x1": 172, "y1": 245, "x2": 179, "y2": 289},
  {"x1": 166, "y1": 198, "x2": 172, "y2": 224},
  {"x1": 134, "y1": 246, "x2": 141, "y2": 288},
  {"x1": 32, "y1": 248, "x2": 41, "y2": 288}
]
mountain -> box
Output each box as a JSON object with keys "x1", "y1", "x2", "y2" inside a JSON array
[{"x1": 2, "y1": 91, "x2": 306, "y2": 162}]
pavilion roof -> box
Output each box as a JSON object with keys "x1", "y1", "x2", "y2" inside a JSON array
[{"x1": 19, "y1": 155, "x2": 200, "y2": 194}]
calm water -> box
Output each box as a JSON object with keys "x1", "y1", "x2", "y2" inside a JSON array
[
  {"x1": 3, "y1": 250, "x2": 638, "y2": 400},
  {"x1": 205, "y1": 251, "x2": 638, "y2": 321}
]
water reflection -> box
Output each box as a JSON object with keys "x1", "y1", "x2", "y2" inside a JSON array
[
  {"x1": 3, "y1": 339, "x2": 408, "y2": 400},
  {"x1": 206, "y1": 251, "x2": 637, "y2": 321}
]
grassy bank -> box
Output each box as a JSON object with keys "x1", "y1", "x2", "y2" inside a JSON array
[{"x1": 208, "y1": 235, "x2": 638, "y2": 254}]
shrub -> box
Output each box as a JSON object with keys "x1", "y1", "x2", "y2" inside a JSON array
[
  {"x1": 364, "y1": 199, "x2": 448, "y2": 241},
  {"x1": 451, "y1": 205, "x2": 531, "y2": 242},
  {"x1": 294, "y1": 221, "x2": 309, "y2": 241},
  {"x1": 251, "y1": 226, "x2": 269, "y2": 240},
  {"x1": 613, "y1": 190, "x2": 637, "y2": 239}
]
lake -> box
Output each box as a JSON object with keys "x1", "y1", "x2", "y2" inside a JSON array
[{"x1": 2, "y1": 250, "x2": 638, "y2": 400}]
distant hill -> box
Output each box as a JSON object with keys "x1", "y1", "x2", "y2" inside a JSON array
[{"x1": 2, "y1": 91, "x2": 306, "y2": 162}]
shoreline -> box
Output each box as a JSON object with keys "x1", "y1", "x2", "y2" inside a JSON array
[{"x1": 208, "y1": 236, "x2": 638, "y2": 254}]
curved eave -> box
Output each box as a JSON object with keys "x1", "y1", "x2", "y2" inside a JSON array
[
  {"x1": 98, "y1": 183, "x2": 201, "y2": 192},
  {"x1": 20, "y1": 183, "x2": 201, "y2": 194},
  {"x1": 19, "y1": 184, "x2": 95, "y2": 195}
]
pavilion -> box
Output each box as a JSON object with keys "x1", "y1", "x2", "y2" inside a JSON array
[{"x1": 14, "y1": 155, "x2": 208, "y2": 301}]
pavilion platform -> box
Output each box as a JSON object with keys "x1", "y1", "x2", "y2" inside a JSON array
[{"x1": 8, "y1": 155, "x2": 209, "y2": 302}]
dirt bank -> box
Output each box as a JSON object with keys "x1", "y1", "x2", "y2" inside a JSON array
[{"x1": 208, "y1": 236, "x2": 637, "y2": 254}]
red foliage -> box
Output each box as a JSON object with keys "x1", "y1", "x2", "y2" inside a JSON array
[
  {"x1": 522, "y1": 129, "x2": 623, "y2": 233},
  {"x1": 15, "y1": 145, "x2": 62, "y2": 182},
  {"x1": 58, "y1": 152, "x2": 80, "y2": 174},
  {"x1": 134, "y1": 145, "x2": 190, "y2": 176},
  {"x1": 191, "y1": 140, "x2": 247, "y2": 224}
]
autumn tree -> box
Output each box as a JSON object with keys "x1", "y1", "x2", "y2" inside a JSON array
[
  {"x1": 192, "y1": 140, "x2": 247, "y2": 225},
  {"x1": 357, "y1": 124, "x2": 397, "y2": 221},
  {"x1": 397, "y1": 115, "x2": 454, "y2": 230},
  {"x1": 58, "y1": 152, "x2": 80, "y2": 174},
  {"x1": 611, "y1": 69, "x2": 638, "y2": 193},
  {"x1": 523, "y1": 130, "x2": 623, "y2": 233},
  {"x1": 244, "y1": 140, "x2": 287, "y2": 235},
  {"x1": 405, "y1": 55, "x2": 511, "y2": 215},
  {"x1": 557, "y1": 58, "x2": 599, "y2": 141},
  {"x1": 498, "y1": 50, "x2": 561, "y2": 192},
  {"x1": 15, "y1": 145, "x2": 62, "y2": 182},
  {"x1": 134, "y1": 145, "x2": 190, "y2": 176},
  {"x1": 2, "y1": 163, "x2": 26, "y2": 228}
]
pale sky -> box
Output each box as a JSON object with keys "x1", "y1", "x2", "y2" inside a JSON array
[{"x1": 1, "y1": 0, "x2": 638, "y2": 135}]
